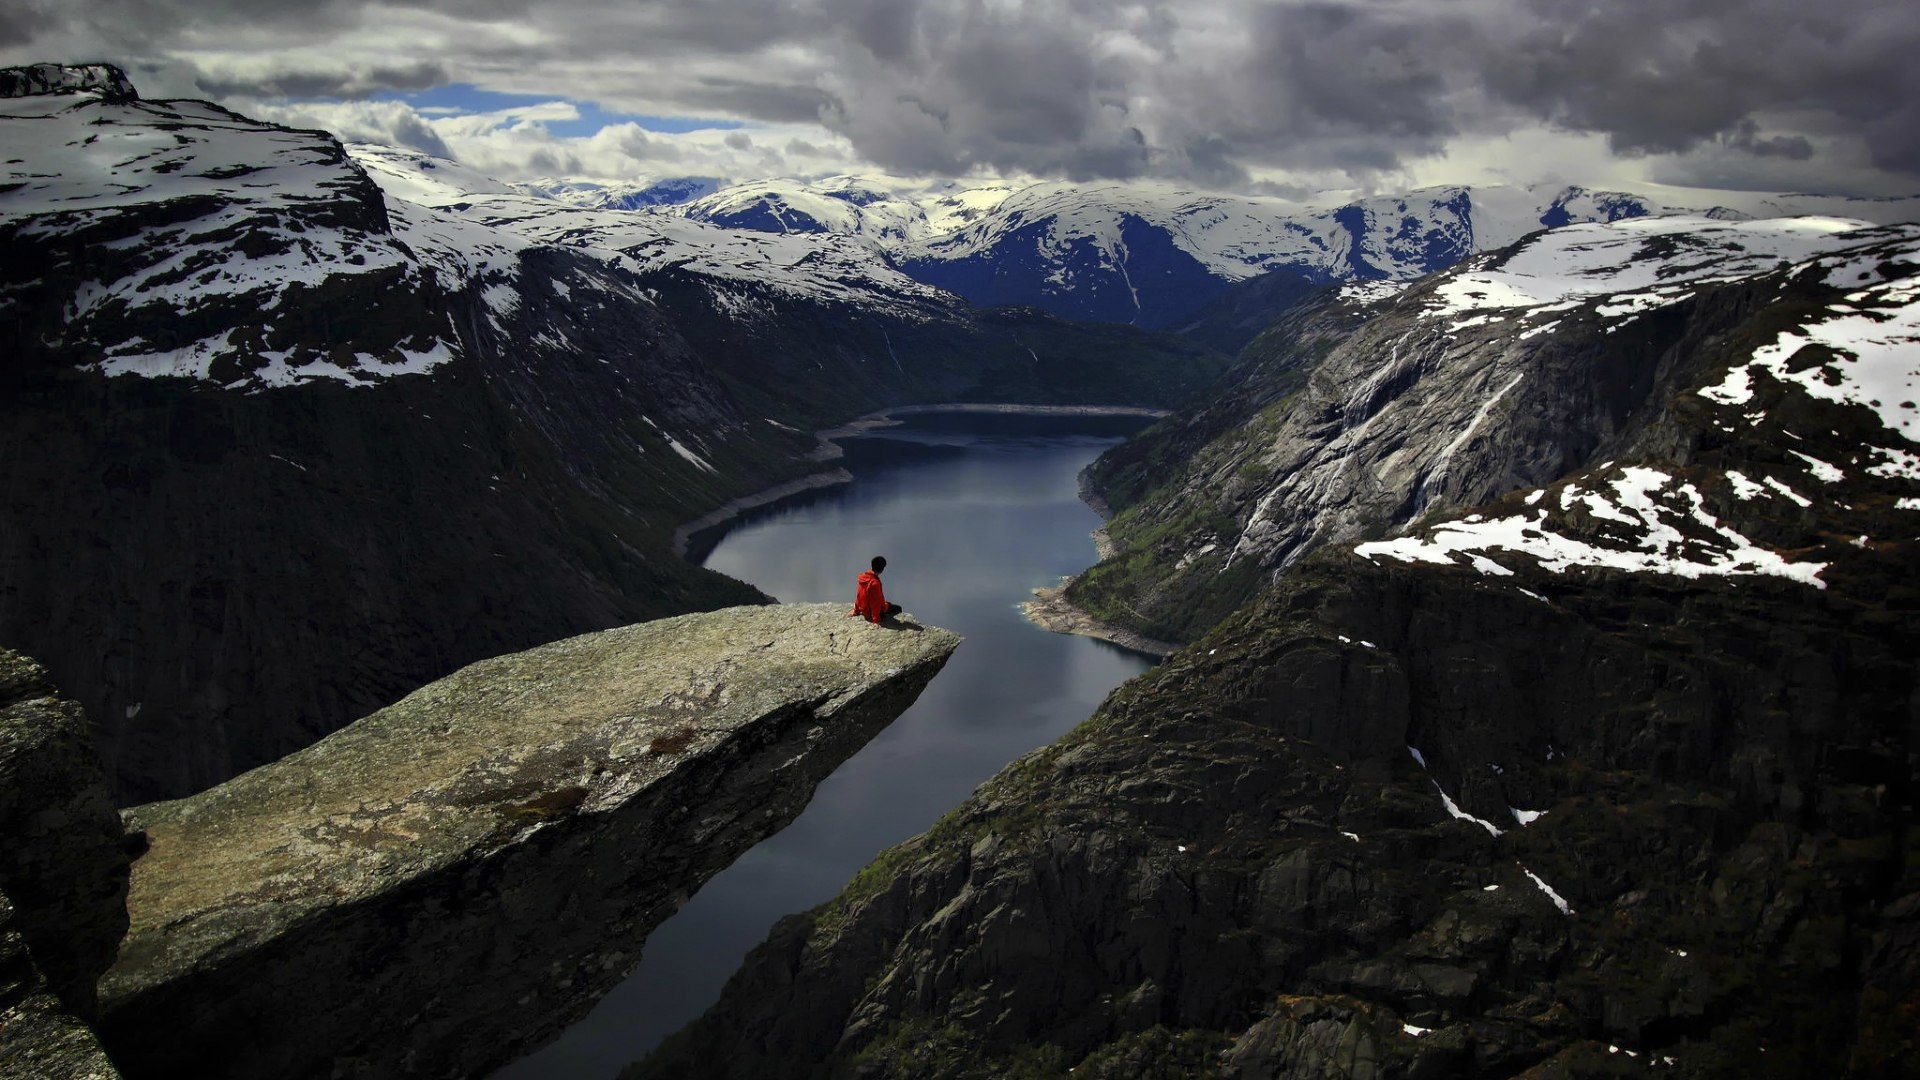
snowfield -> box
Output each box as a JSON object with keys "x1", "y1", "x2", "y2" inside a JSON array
[{"x1": 1357, "y1": 467, "x2": 1831, "y2": 588}]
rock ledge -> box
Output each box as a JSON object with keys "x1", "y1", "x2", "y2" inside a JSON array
[{"x1": 97, "y1": 604, "x2": 960, "y2": 1079}]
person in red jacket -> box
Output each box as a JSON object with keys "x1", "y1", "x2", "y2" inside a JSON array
[{"x1": 850, "y1": 555, "x2": 902, "y2": 623}]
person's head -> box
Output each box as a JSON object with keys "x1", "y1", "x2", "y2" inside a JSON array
[{"x1": 871, "y1": 556, "x2": 887, "y2": 574}]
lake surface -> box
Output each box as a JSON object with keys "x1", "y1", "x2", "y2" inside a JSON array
[{"x1": 495, "y1": 411, "x2": 1157, "y2": 1079}]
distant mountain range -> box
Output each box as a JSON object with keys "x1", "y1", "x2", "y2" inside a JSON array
[{"x1": 425, "y1": 157, "x2": 1920, "y2": 335}]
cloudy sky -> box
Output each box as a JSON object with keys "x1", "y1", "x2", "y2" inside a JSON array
[{"x1": 7, "y1": 0, "x2": 1919, "y2": 197}]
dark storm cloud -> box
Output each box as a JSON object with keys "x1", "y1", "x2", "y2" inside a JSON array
[
  {"x1": 1482, "y1": 0, "x2": 1920, "y2": 171},
  {"x1": 681, "y1": 76, "x2": 836, "y2": 125},
  {"x1": 8, "y1": 0, "x2": 1920, "y2": 190},
  {"x1": 0, "y1": 3, "x2": 62, "y2": 48},
  {"x1": 1722, "y1": 121, "x2": 1815, "y2": 161},
  {"x1": 193, "y1": 60, "x2": 449, "y2": 100}
]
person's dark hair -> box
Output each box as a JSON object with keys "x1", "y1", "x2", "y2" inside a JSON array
[{"x1": 871, "y1": 556, "x2": 887, "y2": 572}]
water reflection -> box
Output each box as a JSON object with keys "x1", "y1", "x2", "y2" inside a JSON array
[{"x1": 494, "y1": 413, "x2": 1156, "y2": 1080}]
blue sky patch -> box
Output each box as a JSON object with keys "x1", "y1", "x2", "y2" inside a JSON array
[{"x1": 364, "y1": 83, "x2": 744, "y2": 137}]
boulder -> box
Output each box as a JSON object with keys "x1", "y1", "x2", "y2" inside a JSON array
[{"x1": 0, "y1": 648, "x2": 128, "y2": 1019}]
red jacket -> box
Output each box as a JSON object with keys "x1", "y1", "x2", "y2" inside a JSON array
[{"x1": 851, "y1": 569, "x2": 887, "y2": 623}]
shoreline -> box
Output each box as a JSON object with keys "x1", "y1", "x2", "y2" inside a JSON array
[
  {"x1": 672, "y1": 403, "x2": 1170, "y2": 560},
  {"x1": 671, "y1": 469, "x2": 854, "y2": 559},
  {"x1": 1019, "y1": 582, "x2": 1180, "y2": 659},
  {"x1": 1021, "y1": 463, "x2": 1181, "y2": 658}
]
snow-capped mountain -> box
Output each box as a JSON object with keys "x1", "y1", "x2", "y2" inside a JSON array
[
  {"x1": 670, "y1": 174, "x2": 1019, "y2": 248},
  {"x1": 514, "y1": 174, "x2": 721, "y2": 210},
  {"x1": 1073, "y1": 213, "x2": 1920, "y2": 641},
  {"x1": 344, "y1": 149, "x2": 965, "y2": 318},
  {"x1": 0, "y1": 88, "x2": 499, "y2": 389},
  {"x1": 345, "y1": 138, "x2": 1920, "y2": 341},
  {"x1": 894, "y1": 181, "x2": 1920, "y2": 330}
]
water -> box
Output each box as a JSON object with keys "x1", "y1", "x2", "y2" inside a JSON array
[{"x1": 494, "y1": 411, "x2": 1157, "y2": 1079}]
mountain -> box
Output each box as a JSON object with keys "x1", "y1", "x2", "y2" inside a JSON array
[
  {"x1": 343, "y1": 151, "x2": 1227, "y2": 424},
  {"x1": 512, "y1": 174, "x2": 721, "y2": 209},
  {"x1": 601, "y1": 172, "x2": 1919, "y2": 338},
  {"x1": 362, "y1": 152, "x2": 1920, "y2": 344},
  {"x1": 1072, "y1": 215, "x2": 1920, "y2": 642},
  {"x1": 670, "y1": 174, "x2": 1021, "y2": 248},
  {"x1": 632, "y1": 215, "x2": 1920, "y2": 1077},
  {"x1": 894, "y1": 182, "x2": 1920, "y2": 331},
  {"x1": 0, "y1": 64, "x2": 1223, "y2": 802}
]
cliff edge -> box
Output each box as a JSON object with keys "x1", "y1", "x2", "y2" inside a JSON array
[{"x1": 94, "y1": 604, "x2": 960, "y2": 1079}]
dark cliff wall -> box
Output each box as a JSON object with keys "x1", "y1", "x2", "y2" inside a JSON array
[
  {"x1": 0, "y1": 648, "x2": 127, "y2": 1020},
  {"x1": 1070, "y1": 255, "x2": 1863, "y2": 646},
  {"x1": 0, "y1": 647, "x2": 128, "y2": 1079},
  {"x1": 635, "y1": 542, "x2": 1918, "y2": 1079}
]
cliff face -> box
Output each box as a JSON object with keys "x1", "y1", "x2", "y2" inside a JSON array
[
  {"x1": 639, "y1": 563, "x2": 1916, "y2": 1078},
  {"x1": 95, "y1": 604, "x2": 960, "y2": 1080},
  {"x1": 0, "y1": 649, "x2": 128, "y2": 1021},
  {"x1": 632, "y1": 218, "x2": 1920, "y2": 1077},
  {"x1": 0, "y1": 648, "x2": 128, "y2": 1080},
  {"x1": 1, "y1": 890, "x2": 122, "y2": 1080}
]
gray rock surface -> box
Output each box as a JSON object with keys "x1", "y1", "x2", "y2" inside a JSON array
[
  {"x1": 1074, "y1": 220, "x2": 1920, "y2": 644},
  {"x1": 95, "y1": 604, "x2": 960, "y2": 1079},
  {"x1": 0, "y1": 649, "x2": 128, "y2": 1020},
  {"x1": 0, "y1": 62, "x2": 135, "y2": 101},
  {"x1": 0, "y1": 890, "x2": 122, "y2": 1080}
]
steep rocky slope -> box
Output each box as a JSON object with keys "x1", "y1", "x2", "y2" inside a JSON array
[
  {"x1": 97, "y1": 605, "x2": 960, "y2": 1080},
  {"x1": 1073, "y1": 217, "x2": 1920, "y2": 644},
  {"x1": 0, "y1": 66, "x2": 1218, "y2": 802},
  {"x1": 631, "y1": 217, "x2": 1920, "y2": 1077},
  {"x1": 358, "y1": 156, "x2": 1920, "y2": 339},
  {"x1": 1, "y1": 890, "x2": 122, "y2": 1080},
  {"x1": 0, "y1": 645, "x2": 128, "y2": 1080}
]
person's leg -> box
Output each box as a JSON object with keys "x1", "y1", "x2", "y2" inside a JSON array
[{"x1": 886, "y1": 602, "x2": 902, "y2": 617}]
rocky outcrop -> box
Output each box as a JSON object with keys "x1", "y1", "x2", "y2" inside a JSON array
[
  {"x1": 1, "y1": 890, "x2": 122, "y2": 1080},
  {"x1": 0, "y1": 649, "x2": 128, "y2": 1021},
  {"x1": 95, "y1": 604, "x2": 960, "y2": 1080},
  {"x1": 0, "y1": 62, "x2": 135, "y2": 102},
  {"x1": 0, "y1": 648, "x2": 128, "y2": 1080}
]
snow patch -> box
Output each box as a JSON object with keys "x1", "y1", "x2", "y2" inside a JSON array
[
  {"x1": 1357, "y1": 468, "x2": 1827, "y2": 588},
  {"x1": 1521, "y1": 865, "x2": 1574, "y2": 915}
]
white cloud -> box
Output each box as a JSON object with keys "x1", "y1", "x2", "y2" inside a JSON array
[{"x1": 249, "y1": 97, "x2": 861, "y2": 184}]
